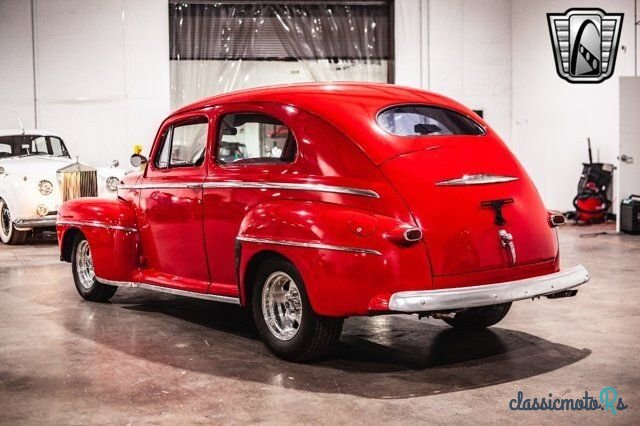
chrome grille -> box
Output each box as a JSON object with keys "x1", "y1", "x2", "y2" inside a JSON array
[{"x1": 58, "y1": 167, "x2": 98, "y2": 202}]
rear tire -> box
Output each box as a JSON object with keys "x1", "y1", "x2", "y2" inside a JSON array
[
  {"x1": 71, "y1": 235, "x2": 117, "y2": 302},
  {"x1": 442, "y1": 302, "x2": 512, "y2": 330},
  {"x1": 252, "y1": 258, "x2": 343, "y2": 362},
  {"x1": 0, "y1": 199, "x2": 28, "y2": 245}
]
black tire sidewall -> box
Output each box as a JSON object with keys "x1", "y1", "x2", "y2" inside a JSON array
[
  {"x1": 0, "y1": 199, "x2": 27, "y2": 245},
  {"x1": 251, "y1": 258, "x2": 319, "y2": 360}
]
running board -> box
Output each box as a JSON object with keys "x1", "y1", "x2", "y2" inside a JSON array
[{"x1": 96, "y1": 277, "x2": 240, "y2": 305}]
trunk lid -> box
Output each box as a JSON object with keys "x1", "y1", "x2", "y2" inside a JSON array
[{"x1": 380, "y1": 136, "x2": 558, "y2": 280}]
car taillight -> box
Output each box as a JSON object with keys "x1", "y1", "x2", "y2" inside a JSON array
[
  {"x1": 548, "y1": 212, "x2": 566, "y2": 227},
  {"x1": 386, "y1": 226, "x2": 423, "y2": 245}
]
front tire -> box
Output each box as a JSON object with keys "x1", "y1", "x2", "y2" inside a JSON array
[
  {"x1": 252, "y1": 258, "x2": 343, "y2": 362},
  {"x1": 71, "y1": 235, "x2": 117, "y2": 302},
  {"x1": 0, "y1": 199, "x2": 28, "y2": 245},
  {"x1": 442, "y1": 302, "x2": 512, "y2": 330}
]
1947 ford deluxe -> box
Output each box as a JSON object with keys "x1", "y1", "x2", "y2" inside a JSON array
[{"x1": 56, "y1": 83, "x2": 589, "y2": 361}]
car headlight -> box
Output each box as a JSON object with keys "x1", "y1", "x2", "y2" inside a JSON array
[
  {"x1": 106, "y1": 176, "x2": 120, "y2": 191},
  {"x1": 38, "y1": 180, "x2": 54, "y2": 196}
]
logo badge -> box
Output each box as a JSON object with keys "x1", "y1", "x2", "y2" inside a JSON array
[{"x1": 547, "y1": 8, "x2": 623, "y2": 83}]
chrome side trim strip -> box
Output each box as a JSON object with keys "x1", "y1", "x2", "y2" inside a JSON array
[
  {"x1": 436, "y1": 174, "x2": 518, "y2": 186},
  {"x1": 56, "y1": 220, "x2": 138, "y2": 233},
  {"x1": 203, "y1": 181, "x2": 380, "y2": 198},
  {"x1": 118, "y1": 181, "x2": 379, "y2": 198},
  {"x1": 388, "y1": 265, "x2": 589, "y2": 312},
  {"x1": 118, "y1": 183, "x2": 202, "y2": 190},
  {"x1": 96, "y1": 277, "x2": 241, "y2": 305},
  {"x1": 237, "y1": 236, "x2": 382, "y2": 255}
]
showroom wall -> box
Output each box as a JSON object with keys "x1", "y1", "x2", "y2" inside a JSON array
[
  {"x1": 0, "y1": 0, "x2": 35, "y2": 131},
  {"x1": 395, "y1": 0, "x2": 512, "y2": 141},
  {"x1": 398, "y1": 0, "x2": 639, "y2": 212},
  {"x1": 0, "y1": 0, "x2": 170, "y2": 168},
  {"x1": 512, "y1": 0, "x2": 637, "y2": 212}
]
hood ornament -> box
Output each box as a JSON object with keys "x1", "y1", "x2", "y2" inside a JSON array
[{"x1": 498, "y1": 229, "x2": 516, "y2": 265}]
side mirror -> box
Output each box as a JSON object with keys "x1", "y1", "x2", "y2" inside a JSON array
[{"x1": 130, "y1": 154, "x2": 147, "y2": 168}]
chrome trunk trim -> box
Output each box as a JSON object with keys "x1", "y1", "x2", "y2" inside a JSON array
[
  {"x1": 436, "y1": 174, "x2": 518, "y2": 186},
  {"x1": 388, "y1": 265, "x2": 589, "y2": 312},
  {"x1": 96, "y1": 277, "x2": 241, "y2": 305},
  {"x1": 56, "y1": 220, "x2": 137, "y2": 232},
  {"x1": 237, "y1": 236, "x2": 382, "y2": 255}
]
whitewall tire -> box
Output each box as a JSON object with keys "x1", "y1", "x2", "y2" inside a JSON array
[{"x1": 0, "y1": 199, "x2": 28, "y2": 245}]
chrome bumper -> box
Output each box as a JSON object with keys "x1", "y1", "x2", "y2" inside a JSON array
[
  {"x1": 13, "y1": 215, "x2": 57, "y2": 229},
  {"x1": 388, "y1": 265, "x2": 589, "y2": 312}
]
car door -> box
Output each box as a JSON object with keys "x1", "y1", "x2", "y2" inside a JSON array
[
  {"x1": 137, "y1": 111, "x2": 212, "y2": 293},
  {"x1": 202, "y1": 103, "x2": 299, "y2": 297}
]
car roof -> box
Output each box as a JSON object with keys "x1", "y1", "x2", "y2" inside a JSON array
[
  {"x1": 0, "y1": 129, "x2": 62, "y2": 138},
  {"x1": 171, "y1": 82, "x2": 485, "y2": 164}
]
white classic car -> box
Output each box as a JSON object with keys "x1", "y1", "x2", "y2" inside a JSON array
[{"x1": 0, "y1": 129, "x2": 125, "y2": 244}]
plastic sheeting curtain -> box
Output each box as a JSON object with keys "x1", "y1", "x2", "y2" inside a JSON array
[{"x1": 169, "y1": 2, "x2": 392, "y2": 109}]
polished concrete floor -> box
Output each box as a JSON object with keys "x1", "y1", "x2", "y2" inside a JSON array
[{"x1": 0, "y1": 225, "x2": 638, "y2": 424}]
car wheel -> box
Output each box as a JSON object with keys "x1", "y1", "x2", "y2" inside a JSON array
[
  {"x1": 0, "y1": 199, "x2": 28, "y2": 245},
  {"x1": 71, "y1": 235, "x2": 117, "y2": 302},
  {"x1": 441, "y1": 302, "x2": 512, "y2": 330},
  {"x1": 252, "y1": 258, "x2": 343, "y2": 362}
]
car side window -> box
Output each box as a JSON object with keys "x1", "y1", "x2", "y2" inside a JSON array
[
  {"x1": 32, "y1": 136, "x2": 48, "y2": 154},
  {"x1": 155, "y1": 117, "x2": 208, "y2": 169},
  {"x1": 217, "y1": 113, "x2": 297, "y2": 165}
]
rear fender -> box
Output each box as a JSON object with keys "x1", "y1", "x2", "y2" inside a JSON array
[
  {"x1": 237, "y1": 200, "x2": 432, "y2": 316},
  {"x1": 57, "y1": 197, "x2": 139, "y2": 282}
]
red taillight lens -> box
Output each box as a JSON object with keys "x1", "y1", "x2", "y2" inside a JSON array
[{"x1": 548, "y1": 212, "x2": 566, "y2": 227}]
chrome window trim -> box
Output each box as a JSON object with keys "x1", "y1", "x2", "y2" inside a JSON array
[
  {"x1": 388, "y1": 265, "x2": 589, "y2": 312},
  {"x1": 57, "y1": 220, "x2": 138, "y2": 233},
  {"x1": 436, "y1": 174, "x2": 518, "y2": 186},
  {"x1": 237, "y1": 236, "x2": 382, "y2": 256},
  {"x1": 119, "y1": 181, "x2": 379, "y2": 198},
  {"x1": 96, "y1": 277, "x2": 240, "y2": 305}
]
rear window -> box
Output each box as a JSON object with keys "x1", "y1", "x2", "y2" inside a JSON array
[{"x1": 377, "y1": 105, "x2": 485, "y2": 136}]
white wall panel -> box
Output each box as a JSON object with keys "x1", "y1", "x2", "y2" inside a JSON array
[
  {"x1": 0, "y1": 0, "x2": 35, "y2": 129},
  {"x1": 512, "y1": 0, "x2": 636, "y2": 212},
  {"x1": 394, "y1": 0, "x2": 424, "y2": 89},
  {"x1": 33, "y1": 0, "x2": 169, "y2": 167},
  {"x1": 394, "y1": 0, "x2": 512, "y2": 142}
]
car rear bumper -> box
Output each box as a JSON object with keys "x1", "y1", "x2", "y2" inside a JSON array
[
  {"x1": 13, "y1": 215, "x2": 57, "y2": 229},
  {"x1": 388, "y1": 265, "x2": 589, "y2": 312}
]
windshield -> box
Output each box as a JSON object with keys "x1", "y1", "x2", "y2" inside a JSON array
[
  {"x1": 377, "y1": 105, "x2": 485, "y2": 136},
  {"x1": 0, "y1": 135, "x2": 70, "y2": 159}
]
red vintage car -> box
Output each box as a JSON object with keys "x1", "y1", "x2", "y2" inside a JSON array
[{"x1": 56, "y1": 83, "x2": 589, "y2": 361}]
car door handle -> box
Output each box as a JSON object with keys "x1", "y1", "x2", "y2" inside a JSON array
[{"x1": 619, "y1": 154, "x2": 634, "y2": 164}]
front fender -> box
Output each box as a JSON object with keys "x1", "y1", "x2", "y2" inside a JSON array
[
  {"x1": 238, "y1": 201, "x2": 433, "y2": 316},
  {"x1": 57, "y1": 197, "x2": 139, "y2": 282}
]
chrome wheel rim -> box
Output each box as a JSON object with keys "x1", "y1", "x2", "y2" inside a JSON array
[
  {"x1": 76, "y1": 240, "x2": 95, "y2": 290},
  {"x1": 0, "y1": 202, "x2": 11, "y2": 237},
  {"x1": 262, "y1": 271, "x2": 303, "y2": 341}
]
